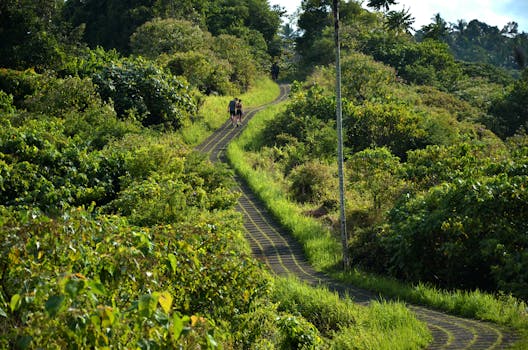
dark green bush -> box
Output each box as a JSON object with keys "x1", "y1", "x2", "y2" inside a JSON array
[
  {"x1": 0, "y1": 116, "x2": 128, "y2": 212},
  {"x1": 92, "y1": 57, "x2": 198, "y2": 129},
  {"x1": 0, "y1": 68, "x2": 41, "y2": 107},
  {"x1": 344, "y1": 101, "x2": 430, "y2": 158},
  {"x1": 0, "y1": 91, "x2": 16, "y2": 114},
  {"x1": 386, "y1": 175, "x2": 528, "y2": 297},
  {"x1": 23, "y1": 75, "x2": 102, "y2": 116}
]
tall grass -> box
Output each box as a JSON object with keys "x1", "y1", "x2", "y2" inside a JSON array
[
  {"x1": 179, "y1": 77, "x2": 279, "y2": 146},
  {"x1": 226, "y1": 97, "x2": 528, "y2": 345},
  {"x1": 272, "y1": 277, "x2": 432, "y2": 349}
]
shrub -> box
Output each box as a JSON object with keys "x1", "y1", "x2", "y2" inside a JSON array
[
  {"x1": 0, "y1": 207, "x2": 269, "y2": 348},
  {"x1": 347, "y1": 147, "x2": 404, "y2": 212},
  {"x1": 288, "y1": 160, "x2": 336, "y2": 203},
  {"x1": 0, "y1": 91, "x2": 16, "y2": 115},
  {"x1": 23, "y1": 75, "x2": 102, "y2": 116},
  {"x1": 0, "y1": 118, "x2": 124, "y2": 212},
  {"x1": 386, "y1": 175, "x2": 528, "y2": 297},
  {"x1": 92, "y1": 57, "x2": 198, "y2": 129},
  {"x1": 166, "y1": 51, "x2": 236, "y2": 94},
  {"x1": 0, "y1": 68, "x2": 41, "y2": 107},
  {"x1": 212, "y1": 34, "x2": 258, "y2": 92},
  {"x1": 344, "y1": 101, "x2": 430, "y2": 158}
]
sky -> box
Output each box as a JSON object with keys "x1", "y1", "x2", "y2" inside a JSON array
[{"x1": 274, "y1": 0, "x2": 528, "y2": 33}]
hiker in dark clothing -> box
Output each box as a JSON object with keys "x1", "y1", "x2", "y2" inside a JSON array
[
  {"x1": 235, "y1": 99, "x2": 243, "y2": 127},
  {"x1": 271, "y1": 62, "x2": 279, "y2": 81},
  {"x1": 228, "y1": 97, "x2": 237, "y2": 126}
]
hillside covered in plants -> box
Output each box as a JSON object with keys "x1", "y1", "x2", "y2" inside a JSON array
[
  {"x1": 240, "y1": 0, "x2": 528, "y2": 301},
  {"x1": 1, "y1": 0, "x2": 528, "y2": 348}
]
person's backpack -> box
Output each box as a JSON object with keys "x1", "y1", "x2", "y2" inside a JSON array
[{"x1": 228, "y1": 99, "x2": 236, "y2": 110}]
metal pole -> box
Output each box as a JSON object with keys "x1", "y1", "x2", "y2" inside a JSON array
[{"x1": 333, "y1": 0, "x2": 349, "y2": 269}]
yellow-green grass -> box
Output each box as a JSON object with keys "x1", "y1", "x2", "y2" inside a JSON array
[
  {"x1": 272, "y1": 276, "x2": 432, "y2": 349},
  {"x1": 179, "y1": 77, "x2": 279, "y2": 146}
]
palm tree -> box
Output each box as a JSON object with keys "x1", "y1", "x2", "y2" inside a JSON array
[
  {"x1": 422, "y1": 13, "x2": 450, "y2": 41},
  {"x1": 453, "y1": 19, "x2": 467, "y2": 34},
  {"x1": 367, "y1": 0, "x2": 398, "y2": 12},
  {"x1": 385, "y1": 7, "x2": 415, "y2": 35}
]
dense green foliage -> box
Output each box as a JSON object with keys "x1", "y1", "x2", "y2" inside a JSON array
[
  {"x1": 0, "y1": 207, "x2": 267, "y2": 348},
  {"x1": 227, "y1": 101, "x2": 528, "y2": 337},
  {"x1": 61, "y1": 0, "x2": 282, "y2": 57},
  {"x1": 3, "y1": 0, "x2": 528, "y2": 347},
  {"x1": 272, "y1": 2, "x2": 528, "y2": 303}
]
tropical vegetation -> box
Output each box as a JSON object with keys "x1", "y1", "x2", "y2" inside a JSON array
[{"x1": 1, "y1": 0, "x2": 528, "y2": 348}]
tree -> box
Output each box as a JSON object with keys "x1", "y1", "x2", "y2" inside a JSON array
[
  {"x1": 92, "y1": 57, "x2": 198, "y2": 129},
  {"x1": 348, "y1": 147, "x2": 403, "y2": 212},
  {"x1": 385, "y1": 7, "x2": 414, "y2": 35},
  {"x1": 0, "y1": 0, "x2": 66, "y2": 70},
  {"x1": 296, "y1": 0, "x2": 332, "y2": 64},
  {"x1": 489, "y1": 69, "x2": 528, "y2": 138},
  {"x1": 366, "y1": 0, "x2": 398, "y2": 12},
  {"x1": 421, "y1": 13, "x2": 450, "y2": 42},
  {"x1": 204, "y1": 0, "x2": 282, "y2": 54},
  {"x1": 130, "y1": 18, "x2": 210, "y2": 58}
]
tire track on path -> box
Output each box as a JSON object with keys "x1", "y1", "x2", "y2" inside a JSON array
[{"x1": 196, "y1": 84, "x2": 520, "y2": 349}]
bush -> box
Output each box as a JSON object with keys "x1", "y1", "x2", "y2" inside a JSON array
[
  {"x1": 0, "y1": 118, "x2": 124, "y2": 212},
  {"x1": 344, "y1": 101, "x2": 430, "y2": 158},
  {"x1": 166, "y1": 51, "x2": 236, "y2": 94},
  {"x1": 0, "y1": 207, "x2": 269, "y2": 348},
  {"x1": 386, "y1": 175, "x2": 528, "y2": 297},
  {"x1": 0, "y1": 68, "x2": 41, "y2": 107},
  {"x1": 212, "y1": 34, "x2": 258, "y2": 92},
  {"x1": 92, "y1": 57, "x2": 198, "y2": 129},
  {"x1": 347, "y1": 147, "x2": 404, "y2": 212},
  {"x1": 0, "y1": 91, "x2": 15, "y2": 115},
  {"x1": 288, "y1": 160, "x2": 336, "y2": 203},
  {"x1": 23, "y1": 75, "x2": 102, "y2": 116}
]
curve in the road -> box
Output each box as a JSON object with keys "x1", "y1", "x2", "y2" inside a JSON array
[{"x1": 196, "y1": 84, "x2": 520, "y2": 349}]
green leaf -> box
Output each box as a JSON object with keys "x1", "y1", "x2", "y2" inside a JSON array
[
  {"x1": 10, "y1": 294, "x2": 21, "y2": 312},
  {"x1": 207, "y1": 333, "x2": 218, "y2": 349},
  {"x1": 157, "y1": 291, "x2": 173, "y2": 314},
  {"x1": 45, "y1": 295, "x2": 65, "y2": 317},
  {"x1": 87, "y1": 280, "x2": 106, "y2": 296},
  {"x1": 171, "y1": 314, "x2": 184, "y2": 340},
  {"x1": 15, "y1": 335, "x2": 32, "y2": 350},
  {"x1": 0, "y1": 306, "x2": 7, "y2": 318},
  {"x1": 168, "y1": 253, "x2": 177, "y2": 273}
]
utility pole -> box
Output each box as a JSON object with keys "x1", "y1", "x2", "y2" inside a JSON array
[{"x1": 333, "y1": 0, "x2": 349, "y2": 269}]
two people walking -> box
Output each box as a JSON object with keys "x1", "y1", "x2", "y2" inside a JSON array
[{"x1": 228, "y1": 97, "x2": 243, "y2": 127}]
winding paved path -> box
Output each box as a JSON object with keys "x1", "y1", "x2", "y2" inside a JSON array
[{"x1": 196, "y1": 85, "x2": 520, "y2": 349}]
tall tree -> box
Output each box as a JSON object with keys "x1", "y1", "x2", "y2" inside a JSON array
[
  {"x1": 62, "y1": 0, "x2": 155, "y2": 53},
  {"x1": 296, "y1": 0, "x2": 332, "y2": 64},
  {"x1": 385, "y1": 7, "x2": 414, "y2": 35},
  {"x1": 366, "y1": 0, "x2": 398, "y2": 12},
  {"x1": 0, "y1": 0, "x2": 65, "y2": 70},
  {"x1": 422, "y1": 13, "x2": 450, "y2": 41}
]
